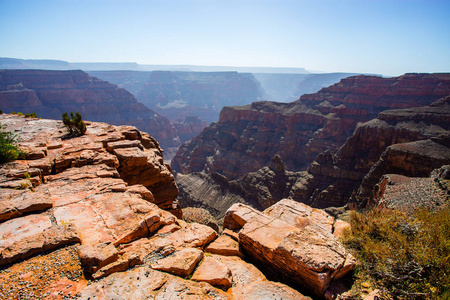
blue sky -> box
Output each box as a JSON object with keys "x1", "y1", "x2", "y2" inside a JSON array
[{"x1": 0, "y1": 0, "x2": 449, "y2": 76}]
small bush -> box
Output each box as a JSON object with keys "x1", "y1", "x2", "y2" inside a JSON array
[
  {"x1": 0, "y1": 124, "x2": 24, "y2": 164},
  {"x1": 62, "y1": 112, "x2": 87, "y2": 136},
  {"x1": 182, "y1": 207, "x2": 219, "y2": 232},
  {"x1": 25, "y1": 112, "x2": 37, "y2": 118},
  {"x1": 342, "y1": 206, "x2": 450, "y2": 299},
  {"x1": 17, "y1": 112, "x2": 24, "y2": 116}
]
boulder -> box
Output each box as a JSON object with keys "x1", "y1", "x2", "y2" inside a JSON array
[
  {"x1": 212, "y1": 255, "x2": 267, "y2": 288},
  {"x1": 191, "y1": 256, "x2": 233, "y2": 289},
  {"x1": 224, "y1": 202, "x2": 355, "y2": 298},
  {"x1": 205, "y1": 234, "x2": 244, "y2": 258},
  {"x1": 151, "y1": 248, "x2": 204, "y2": 277}
]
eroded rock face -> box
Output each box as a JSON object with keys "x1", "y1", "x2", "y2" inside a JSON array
[
  {"x1": 173, "y1": 73, "x2": 450, "y2": 180},
  {"x1": 176, "y1": 156, "x2": 315, "y2": 220},
  {"x1": 223, "y1": 200, "x2": 355, "y2": 298},
  {"x1": 306, "y1": 95, "x2": 450, "y2": 208},
  {"x1": 0, "y1": 114, "x2": 180, "y2": 268},
  {"x1": 369, "y1": 166, "x2": 450, "y2": 212},
  {"x1": 0, "y1": 69, "x2": 181, "y2": 156}
]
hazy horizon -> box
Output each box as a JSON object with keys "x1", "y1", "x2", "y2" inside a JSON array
[{"x1": 1, "y1": 0, "x2": 449, "y2": 76}]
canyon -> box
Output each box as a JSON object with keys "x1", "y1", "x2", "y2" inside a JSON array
[{"x1": 173, "y1": 73, "x2": 450, "y2": 216}]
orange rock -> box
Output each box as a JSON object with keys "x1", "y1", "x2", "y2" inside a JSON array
[
  {"x1": 333, "y1": 219, "x2": 351, "y2": 238},
  {"x1": 225, "y1": 203, "x2": 355, "y2": 298},
  {"x1": 151, "y1": 248, "x2": 204, "y2": 277},
  {"x1": 228, "y1": 280, "x2": 312, "y2": 300},
  {"x1": 191, "y1": 256, "x2": 232, "y2": 290},
  {"x1": 205, "y1": 234, "x2": 244, "y2": 258},
  {"x1": 78, "y1": 266, "x2": 229, "y2": 299},
  {"x1": 212, "y1": 255, "x2": 266, "y2": 288},
  {"x1": 264, "y1": 198, "x2": 334, "y2": 233}
]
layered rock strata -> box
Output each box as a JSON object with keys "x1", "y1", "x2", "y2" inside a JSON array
[
  {"x1": 223, "y1": 200, "x2": 354, "y2": 299},
  {"x1": 0, "y1": 114, "x2": 180, "y2": 269},
  {"x1": 308, "y1": 95, "x2": 450, "y2": 208},
  {"x1": 176, "y1": 155, "x2": 315, "y2": 220},
  {"x1": 173, "y1": 73, "x2": 450, "y2": 180},
  {"x1": 0, "y1": 69, "x2": 180, "y2": 156}
]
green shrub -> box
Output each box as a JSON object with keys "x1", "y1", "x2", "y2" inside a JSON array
[
  {"x1": 182, "y1": 207, "x2": 220, "y2": 232},
  {"x1": 17, "y1": 112, "x2": 23, "y2": 116},
  {"x1": 0, "y1": 124, "x2": 24, "y2": 164},
  {"x1": 25, "y1": 112, "x2": 37, "y2": 118},
  {"x1": 62, "y1": 112, "x2": 87, "y2": 136},
  {"x1": 342, "y1": 206, "x2": 450, "y2": 299}
]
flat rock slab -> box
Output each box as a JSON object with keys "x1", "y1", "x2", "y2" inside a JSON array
[
  {"x1": 0, "y1": 225, "x2": 80, "y2": 266},
  {"x1": 264, "y1": 198, "x2": 334, "y2": 233},
  {"x1": 0, "y1": 214, "x2": 52, "y2": 248},
  {"x1": 151, "y1": 248, "x2": 204, "y2": 277},
  {"x1": 78, "y1": 266, "x2": 229, "y2": 300},
  {"x1": 229, "y1": 280, "x2": 312, "y2": 300},
  {"x1": 205, "y1": 234, "x2": 244, "y2": 258},
  {"x1": 191, "y1": 256, "x2": 232, "y2": 289},
  {"x1": 212, "y1": 255, "x2": 266, "y2": 288}
]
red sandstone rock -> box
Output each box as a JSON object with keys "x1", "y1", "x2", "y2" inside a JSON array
[
  {"x1": 191, "y1": 256, "x2": 233, "y2": 289},
  {"x1": 77, "y1": 266, "x2": 229, "y2": 300},
  {"x1": 264, "y1": 198, "x2": 334, "y2": 233},
  {"x1": 205, "y1": 234, "x2": 244, "y2": 258},
  {"x1": 228, "y1": 280, "x2": 312, "y2": 300},
  {"x1": 212, "y1": 254, "x2": 267, "y2": 288},
  {"x1": 224, "y1": 202, "x2": 355, "y2": 298},
  {"x1": 0, "y1": 224, "x2": 80, "y2": 266},
  {"x1": 0, "y1": 114, "x2": 180, "y2": 270},
  {"x1": 333, "y1": 219, "x2": 351, "y2": 239},
  {"x1": 150, "y1": 248, "x2": 204, "y2": 277}
]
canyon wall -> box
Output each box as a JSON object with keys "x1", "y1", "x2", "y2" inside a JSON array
[
  {"x1": 173, "y1": 73, "x2": 450, "y2": 180},
  {"x1": 0, "y1": 69, "x2": 181, "y2": 156}
]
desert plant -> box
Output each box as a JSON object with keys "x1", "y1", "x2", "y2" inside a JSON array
[
  {"x1": 25, "y1": 112, "x2": 37, "y2": 118},
  {"x1": 341, "y1": 206, "x2": 450, "y2": 299},
  {"x1": 17, "y1": 112, "x2": 23, "y2": 116},
  {"x1": 182, "y1": 207, "x2": 220, "y2": 232},
  {"x1": 62, "y1": 112, "x2": 87, "y2": 136},
  {"x1": 0, "y1": 124, "x2": 24, "y2": 163}
]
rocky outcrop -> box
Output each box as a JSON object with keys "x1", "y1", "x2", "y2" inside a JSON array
[
  {"x1": 370, "y1": 165, "x2": 450, "y2": 212},
  {"x1": 173, "y1": 73, "x2": 450, "y2": 180},
  {"x1": 0, "y1": 69, "x2": 180, "y2": 156},
  {"x1": 223, "y1": 200, "x2": 355, "y2": 299},
  {"x1": 0, "y1": 114, "x2": 180, "y2": 267}
]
